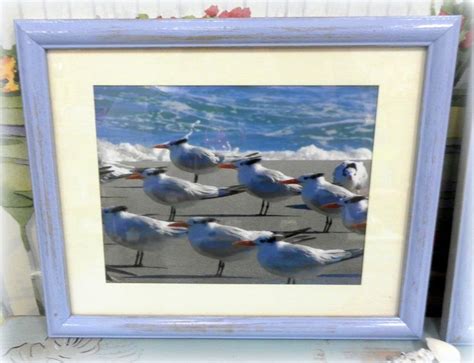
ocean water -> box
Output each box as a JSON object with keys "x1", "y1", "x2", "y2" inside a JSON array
[{"x1": 94, "y1": 86, "x2": 378, "y2": 161}]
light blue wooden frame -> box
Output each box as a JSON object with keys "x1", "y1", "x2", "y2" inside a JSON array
[
  {"x1": 441, "y1": 81, "x2": 473, "y2": 345},
  {"x1": 15, "y1": 17, "x2": 460, "y2": 339}
]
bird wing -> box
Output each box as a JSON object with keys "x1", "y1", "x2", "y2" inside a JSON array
[
  {"x1": 271, "y1": 243, "x2": 322, "y2": 269},
  {"x1": 258, "y1": 167, "x2": 292, "y2": 182},
  {"x1": 322, "y1": 183, "x2": 355, "y2": 199},
  {"x1": 99, "y1": 164, "x2": 132, "y2": 183},
  {"x1": 314, "y1": 248, "x2": 363, "y2": 265},
  {"x1": 130, "y1": 214, "x2": 187, "y2": 239},
  {"x1": 191, "y1": 145, "x2": 223, "y2": 164},
  {"x1": 212, "y1": 224, "x2": 249, "y2": 241},
  {"x1": 163, "y1": 176, "x2": 219, "y2": 200}
]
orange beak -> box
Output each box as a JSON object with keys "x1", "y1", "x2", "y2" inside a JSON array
[
  {"x1": 279, "y1": 178, "x2": 300, "y2": 185},
  {"x1": 168, "y1": 221, "x2": 189, "y2": 228},
  {"x1": 154, "y1": 143, "x2": 169, "y2": 149},
  {"x1": 126, "y1": 172, "x2": 144, "y2": 180},
  {"x1": 233, "y1": 240, "x2": 256, "y2": 247},
  {"x1": 218, "y1": 163, "x2": 236, "y2": 170}
]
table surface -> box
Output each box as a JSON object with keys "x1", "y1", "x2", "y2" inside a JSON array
[{"x1": 1, "y1": 317, "x2": 472, "y2": 362}]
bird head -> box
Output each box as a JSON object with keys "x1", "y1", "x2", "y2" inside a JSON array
[
  {"x1": 154, "y1": 137, "x2": 188, "y2": 150},
  {"x1": 218, "y1": 154, "x2": 262, "y2": 170},
  {"x1": 233, "y1": 235, "x2": 277, "y2": 247},
  {"x1": 102, "y1": 206, "x2": 128, "y2": 217},
  {"x1": 168, "y1": 217, "x2": 218, "y2": 228},
  {"x1": 279, "y1": 173, "x2": 324, "y2": 185},
  {"x1": 342, "y1": 163, "x2": 357, "y2": 180},
  {"x1": 126, "y1": 167, "x2": 167, "y2": 180}
]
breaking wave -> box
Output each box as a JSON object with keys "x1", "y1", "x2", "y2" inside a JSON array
[{"x1": 98, "y1": 139, "x2": 372, "y2": 165}]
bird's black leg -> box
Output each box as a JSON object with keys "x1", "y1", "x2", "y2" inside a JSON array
[
  {"x1": 219, "y1": 261, "x2": 225, "y2": 277},
  {"x1": 326, "y1": 217, "x2": 333, "y2": 233},
  {"x1": 292, "y1": 278, "x2": 296, "y2": 284},
  {"x1": 323, "y1": 216, "x2": 330, "y2": 233},
  {"x1": 263, "y1": 201, "x2": 270, "y2": 216},
  {"x1": 193, "y1": 174, "x2": 199, "y2": 183},
  {"x1": 287, "y1": 277, "x2": 291, "y2": 284},
  {"x1": 257, "y1": 200, "x2": 265, "y2": 215},
  {"x1": 137, "y1": 251, "x2": 144, "y2": 267},
  {"x1": 168, "y1": 207, "x2": 176, "y2": 221},
  {"x1": 215, "y1": 260, "x2": 224, "y2": 277},
  {"x1": 133, "y1": 251, "x2": 140, "y2": 266}
]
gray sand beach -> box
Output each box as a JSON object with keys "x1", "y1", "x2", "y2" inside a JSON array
[{"x1": 101, "y1": 160, "x2": 369, "y2": 285}]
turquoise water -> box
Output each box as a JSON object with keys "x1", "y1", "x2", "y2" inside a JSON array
[{"x1": 94, "y1": 86, "x2": 378, "y2": 153}]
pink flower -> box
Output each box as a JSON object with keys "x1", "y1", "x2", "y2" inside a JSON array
[
  {"x1": 218, "y1": 10, "x2": 230, "y2": 18},
  {"x1": 228, "y1": 7, "x2": 251, "y2": 18},
  {"x1": 205, "y1": 5, "x2": 219, "y2": 17},
  {"x1": 461, "y1": 30, "x2": 473, "y2": 49}
]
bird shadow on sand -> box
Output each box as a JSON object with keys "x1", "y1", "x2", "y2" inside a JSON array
[
  {"x1": 106, "y1": 264, "x2": 168, "y2": 270},
  {"x1": 142, "y1": 213, "x2": 296, "y2": 218},
  {"x1": 285, "y1": 203, "x2": 311, "y2": 210},
  {"x1": 110, "y1": 186, "x2": 143, "y2": 189},
  {"x1": 115, "y1": 274, "x2": 254, "y2": 280}
]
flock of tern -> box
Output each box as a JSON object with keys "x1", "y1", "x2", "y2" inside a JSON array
[{"x1": 100, "y1": 136, "x2": 369, "y2": 284}]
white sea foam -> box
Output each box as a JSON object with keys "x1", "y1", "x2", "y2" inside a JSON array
[
  {"x1": 97, "y1": 139, "x2": 372, "y2": 164},
  {"x1": 98, "y1": 139, "x2": 170, "y2": 164}
]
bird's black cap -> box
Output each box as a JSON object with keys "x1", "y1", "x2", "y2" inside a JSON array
[
  {"x1": 169, "y1": 138, "x2": 188, "y2": 146},
  {"x1": 109, "y1": 206, "x2": 128, "y2": 213},
  {"x1": 243, "y1": 157, "x2": 262, "y2": 166}
]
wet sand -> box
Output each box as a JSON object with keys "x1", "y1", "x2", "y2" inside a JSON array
[{"x1": 101, "y1": 160, "x2": 370, "y2": 285}]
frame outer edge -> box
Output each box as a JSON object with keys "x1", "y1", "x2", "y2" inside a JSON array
[
  {"x1": 13, "y1": 17, "x2": 462, "y2": 339},
  {"x1": 14, "y1": 17, "x2": 457, "y2": 48},
  {"x1": 14, "y1": 22, "x2": 72, "y2": 334},
  {"x1": 399, "y1": 17, "x2": 462, "y2": 338}
]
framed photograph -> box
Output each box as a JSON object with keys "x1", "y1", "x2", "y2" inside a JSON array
[
  {"x1": 440, "y1": 83, "x2": 473, "y2": 345},
  {"x1": 16, "y1": 17, "x2": 460, "y2": 339}
]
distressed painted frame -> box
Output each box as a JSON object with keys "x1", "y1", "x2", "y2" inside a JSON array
[
  {"x1": 441, "y1": 82, "x2": 473, "y2": 345},
  {"x1": 15, "y1": 17, "x2": 460, "y2": 339}
]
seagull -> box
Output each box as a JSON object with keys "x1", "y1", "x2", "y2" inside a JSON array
[
  {"x1": 154, "y1": 137, "x2": 225, "y2": 182},
  {"x1": 101, "y1": 206, "x2": 188, "y2": 267},
  {"x1": 127, "y1": 167, "x2": 246, "y2": 221},
  {"x1": 332, "y1": 161, "x2": 369, "y2": 194},
  {"x1": 169, "y1": 217, "x2": 311, "y2": 277},
  {"x1": 234, "y1": 235, "x2": 363, "y2": 284},
  {"x1": 218, "y1": 155, "x2": 302, "y2": 215},
  {"x1": 340, "y1": 196, "x2": 368, "y2": 234},
  {"x1": 280, "y1": 173, "x2": 355, "y2": 233}
]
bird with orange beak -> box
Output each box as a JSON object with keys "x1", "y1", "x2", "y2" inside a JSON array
[
  {"x1": 218, "y1": 155, "x2": 301, "y2": 216},
  {"x1": 168, "y1": 217, "x2": 311, "y2": 277},
  {"x1": 153, "y1": 137, "x2": 225, "y2": 182},
  {"x1": 233, "y1": 235, "x2": 363, "y2": 284},
  {"x1": 280, "y1": 173, "x2": 355, "y2": 233},
  {"x1": 126, "y1": 167, "x2": 246, "y2": 221}
]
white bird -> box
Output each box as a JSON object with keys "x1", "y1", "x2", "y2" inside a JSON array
[
  {"x1": 332, "y1": 161, "x2": 369, "y2": 194},
  {"x1": 127, "y1": 167, "x2": 246, "y2": 221},
  {"x1": 219, "y1": 155, "x2": 302, "y2": 215},
  {"x1": 154, "y1": 137, "x2": 225, "y2": 182},
  {"x1": 340, "y1": 196, "x2": 368, "y2": 234},
  {"x1": 169, "y1": 217, "x2": 311, "y2": 277},
  {"x1": 234, "y1": 235, "x2": 363, "y2": 284},
  {"x1": 280, "y1": 173, "x2": 355, "y2": 232},
  {"x1": 101, "y1": 206, "x2": 188, "y2": 267}
]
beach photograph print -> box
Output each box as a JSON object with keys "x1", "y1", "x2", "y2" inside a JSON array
[{"x1": 95, "y1": 86, "x2": 378, "y2": 285}]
